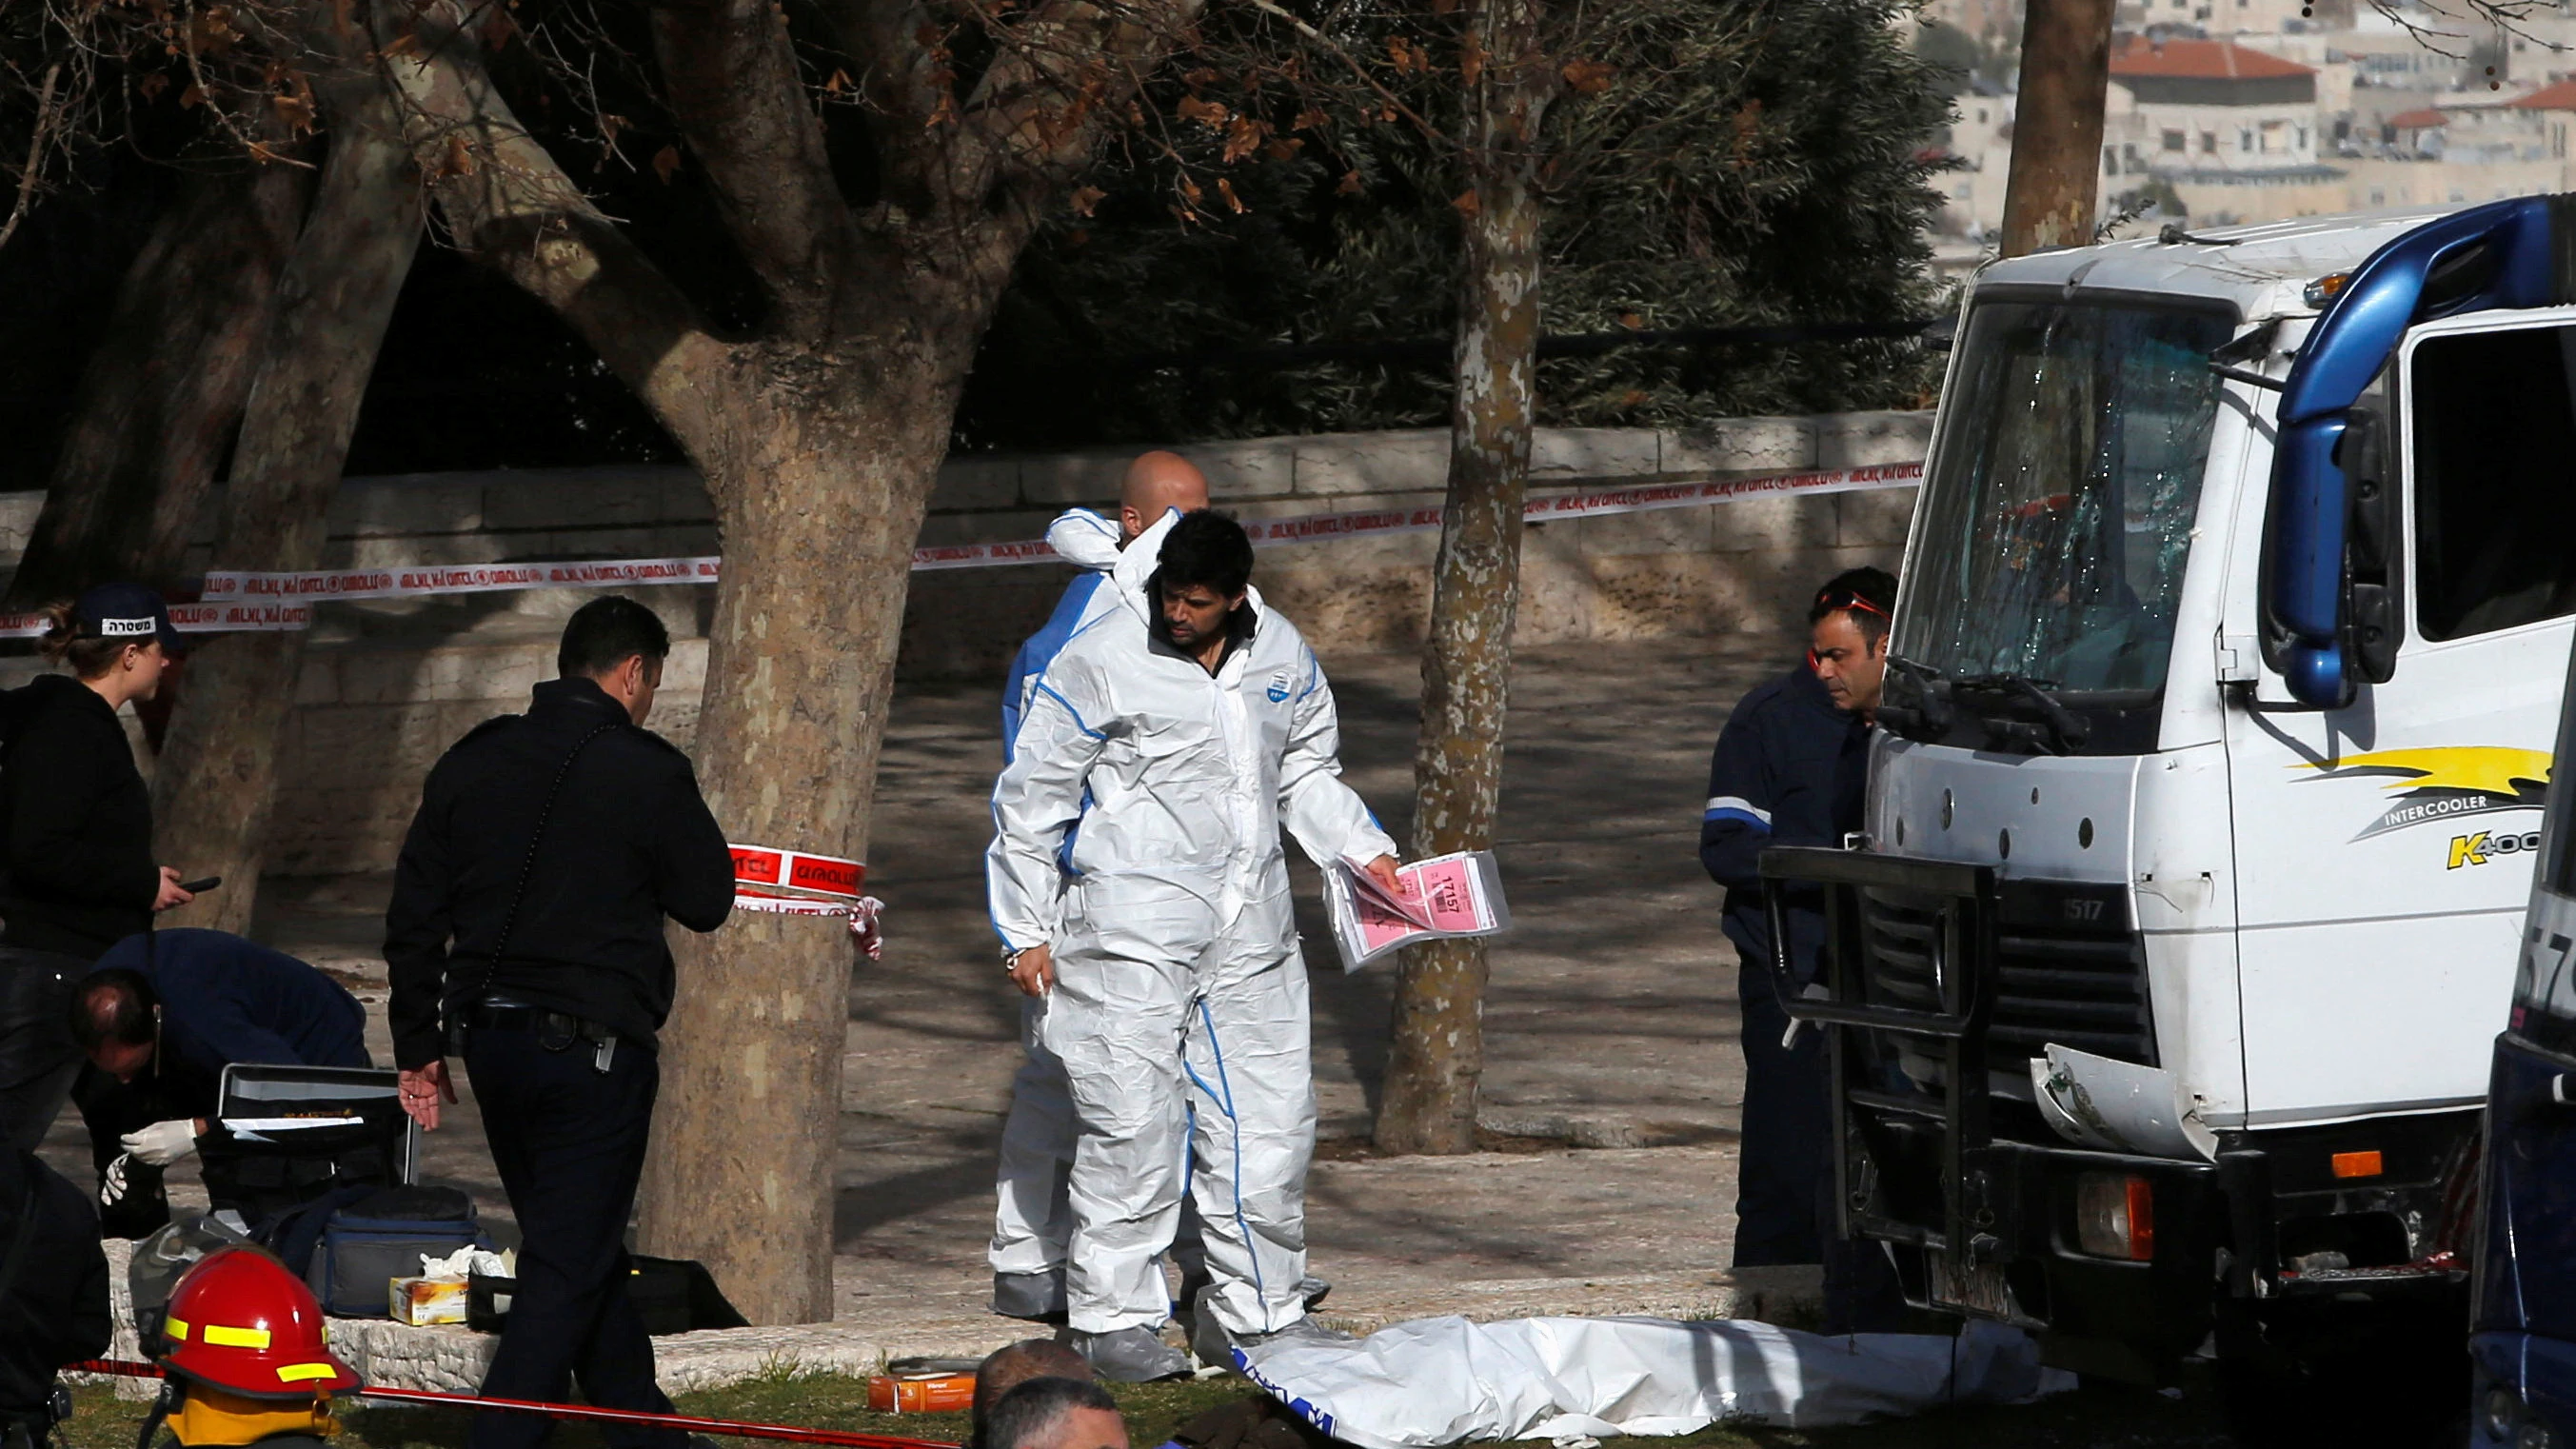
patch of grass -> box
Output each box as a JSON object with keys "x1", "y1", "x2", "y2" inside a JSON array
[
  {"x1": 53, "y1": 1371, "x2": 2230, "y2": 1449},
  {"x1": 58, "y1": 1373, "x2": 1257, "y2": 1449}
]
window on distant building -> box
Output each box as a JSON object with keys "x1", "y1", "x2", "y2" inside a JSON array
[
  {"x1": 2104, "y1": 147, "x2": 2118, "y2": 173},
  {"x1": 2166, "y1": 129, "x2": 2188, "y2": 151},
  {"x1": 2370, "y1": 187, "x2": 2387, "y2": 205},
  {"x1": 2239, "y1": 128, "x2": 2254, "y2": 151},
  {"x1": 1977, "y1": 108, "x2": 1990, "y2": 124},
  {"x1": 2296, "y1": 125, "x2": 2310, "y2": 149},
  {"x1": 2201, "y1": 130, "x2": 2218, "y2": 152}
]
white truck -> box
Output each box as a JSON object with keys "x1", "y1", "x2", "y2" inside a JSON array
[{"x1": 1761, "y1": 196, "x2": 2576, "y2": 1404}]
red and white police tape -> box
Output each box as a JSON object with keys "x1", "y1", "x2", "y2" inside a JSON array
[
  {"x1": 729, "y1": 843, "x2": 882, "y2": 956},
  {"x1": 0, "y1": 459, "x2": 1920, "y2": 636}
]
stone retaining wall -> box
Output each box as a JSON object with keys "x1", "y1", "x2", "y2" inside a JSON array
[{"x1": 0, "y1": 411, "x2": 1929, "y2": 876}]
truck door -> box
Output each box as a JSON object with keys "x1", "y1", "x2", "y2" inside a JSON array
[{"x1": 2226, "y1": 312, "x2": 2576, "y2": 1128}]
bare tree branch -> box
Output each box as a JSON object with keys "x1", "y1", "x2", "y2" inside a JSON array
[
  {"x1": 646, "y1": 0, "x2": 862, "y2": 339},
  {"x1": 0, "y1": 62, "x2": 60, "y2": 253},
  {"x1": 1239, "y1": 0, "x2": 1447, "y2": 146},
  {"x1": 374, "y1": 0, "x2": 740, "y2": 487}
]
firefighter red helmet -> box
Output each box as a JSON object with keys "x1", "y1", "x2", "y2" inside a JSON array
[{"x1": 158, "y1": 1248, "x2": 361, "y2": 1399}]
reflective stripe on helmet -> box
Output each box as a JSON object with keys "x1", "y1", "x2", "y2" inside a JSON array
[
  {"x1": 164, "y1": 1319, "x2": 188, "y2": 1341},
  {"x1": 275, "y1": 1363, "x2": 340, "y2": 1383},
  {"x1": 202, "y1": 1324, "x2": 271, "y2": 1350}
]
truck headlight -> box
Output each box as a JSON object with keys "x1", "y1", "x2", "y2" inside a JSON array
[{"x1": 2074, "y1": 1173, "x2": 2154, "y2": 1260}]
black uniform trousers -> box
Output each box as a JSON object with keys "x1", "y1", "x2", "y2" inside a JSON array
[
  {"x1": 1734, "y1": 960, "x2": 1827, "y2": 1267},
  {"x1": 464, "y1": 1023, "x2": 679, "y2": 1449},
  {"x1": 0, "y1": 953, "x2": 81, "y2": 1153},
  {"x1": 1736, "y1": 960, "x2": 1909, "y2": 1329}
]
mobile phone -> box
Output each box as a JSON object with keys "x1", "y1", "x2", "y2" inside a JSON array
[{"x1": 177, "y1": 876, "x2": 221, "y2": 894}]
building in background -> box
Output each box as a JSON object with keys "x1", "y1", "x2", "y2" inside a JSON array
[{"x1": 1921, "y1": 0, "x2": 2576, "y2": 256}]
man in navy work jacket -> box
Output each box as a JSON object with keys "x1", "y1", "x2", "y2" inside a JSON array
[
  {"x1": 1698, "y1": 567, "x2": 1892, "y2": 1280},
  {"x1": 67, "y1": 928, "x2": 371, "y2": 1234},
  {"x1": 386, "y1": 596, "x2": 733, "y2": 1449}
]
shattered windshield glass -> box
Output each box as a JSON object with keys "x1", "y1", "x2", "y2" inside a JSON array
[{"x1": 1897, "y1": 298, "x2": 2236, "y2": 694}]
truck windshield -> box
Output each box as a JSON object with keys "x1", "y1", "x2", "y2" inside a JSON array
[{"x1": 1898, "y1": 298, "x2": 2236, "y2": 694}]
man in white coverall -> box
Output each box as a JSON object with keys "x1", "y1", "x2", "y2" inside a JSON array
[
  {"x1": 990, "y1": 451, "x2": 1209, "y2": 1324},
  {"x1": 987, "y1": 509, "x2": 1398, "y2": 1381}
]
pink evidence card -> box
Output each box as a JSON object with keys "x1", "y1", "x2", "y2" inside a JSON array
[
  {"x1": 1403, "y1": 857, "x2": 1488, "y2": 933},
  {"x1": 1354, "y1": 892, "x2": 1424, "y2": 953}
]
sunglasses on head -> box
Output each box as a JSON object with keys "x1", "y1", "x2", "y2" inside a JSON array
[
  {"x1": 1809, "y1": 591, "x2": 1889, "y2": 671},
  {"x1": 1813, "y1": 588, "x2": 1890, "y2": 619}
]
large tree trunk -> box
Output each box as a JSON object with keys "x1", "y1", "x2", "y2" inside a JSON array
[
  {"x1": 379, "y1": 0, "x2": 1199, "y2": 1322},
  {"x1": 636, "y1": 341, "x2": 969, "y2": 1322},
  {"x1": 9, "y1": 162, "x2": 310, "y2": 602},
  {"x1": 1999, "y1": 0, "x2": 2113, "y2": 257},
  {"x1": 1376, "y1": 0, "x2": 1556, "y2": 1157},
  {"x1": 151, "y1": 89, "x2": 423, "y2": 932}
]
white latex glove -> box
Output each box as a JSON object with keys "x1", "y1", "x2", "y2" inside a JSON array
[
  {"x1": 120, "y1": 1119, "x2": 198, "y2": 1167},
  {"x1": 98, "y1": 1153, "x2": 131, "y2": 1207}
]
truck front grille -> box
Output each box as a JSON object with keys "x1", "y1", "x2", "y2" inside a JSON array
[{"x1": 1858, "y1": 885, "x2": 2156, "y2": 1066}]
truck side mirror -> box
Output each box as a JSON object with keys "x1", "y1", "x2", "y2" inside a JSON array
[{"x1": 2338, "y1": 407, "x2": 2399, "y2": 685}]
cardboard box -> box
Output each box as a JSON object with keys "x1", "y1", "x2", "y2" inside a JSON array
[
  {"x1": 865, "y1": 1374, "x2": 976, "y2": 1414},
  {"x1": 389, "y1": 1277, "x2": 470, "y2": 1326}
]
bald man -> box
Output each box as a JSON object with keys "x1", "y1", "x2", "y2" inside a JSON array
[
  {"x1": 971, "y1": 1340, "x2": 1093, "y2": 1449},
  {"x1": 1000, "y1": 454, "x2": 1210, "y2": 744},
  {"x1": 991, "y1": 453, "x2": 1210, "y2": 1325}
]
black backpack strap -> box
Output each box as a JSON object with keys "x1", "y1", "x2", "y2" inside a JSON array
[{"x1": 447, "y1": 720, "x2": 624, "y2": 1035}]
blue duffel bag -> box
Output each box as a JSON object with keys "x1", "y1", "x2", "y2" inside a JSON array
[{"x1": 299, "y1": 1184, "x2": 491, "y2": 1318}]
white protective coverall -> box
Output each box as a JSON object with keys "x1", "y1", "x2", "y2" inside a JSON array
[
  {"x1": 987, "y1": 512, "x2": 1395, "y2": 1337},
  {"x1": 988, "y1": 506, "x2": 1120, "y2": 1281}
]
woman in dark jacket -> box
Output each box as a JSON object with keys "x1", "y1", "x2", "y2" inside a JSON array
[
  {"x1": 0, "y1": 586, "x2": 199, "y2": 1210},
  {"x1": 0, "y1": 585, "x2": 195, "y2": 958}
]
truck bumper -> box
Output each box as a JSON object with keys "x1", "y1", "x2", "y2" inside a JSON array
[{"x1": 1759, "y1": 844, "x2": 2474, "y2": 1383}]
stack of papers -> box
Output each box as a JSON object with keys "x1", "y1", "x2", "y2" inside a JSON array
[{"x1": 1322, "y1": 850, "x2": 1511, "y2": 971}]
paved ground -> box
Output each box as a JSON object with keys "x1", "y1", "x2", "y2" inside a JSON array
[{"x1": 50, "y1": 635, "x2": 1801, "y2": 1346}]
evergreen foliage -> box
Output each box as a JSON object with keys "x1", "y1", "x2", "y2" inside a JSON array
[{"x1": 954, "y1": 0, "x2": 1953, "y2": 451}]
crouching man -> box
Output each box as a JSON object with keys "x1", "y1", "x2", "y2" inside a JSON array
[{"x1": 69, "y1": 929, "x2": 371, "y2": 1234}]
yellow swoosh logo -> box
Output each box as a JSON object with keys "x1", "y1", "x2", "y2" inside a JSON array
[{"x1": 2304, "y1": 746, "x2": 2553, "y2": 796}]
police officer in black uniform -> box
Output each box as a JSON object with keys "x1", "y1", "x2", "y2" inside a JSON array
[
  {"x1": 1699, "y1": 567, "x2": 1901, "y2": 1328},
  {"x1": 385, "y1": 597, "x2": 732, "y2": 1449},
  {"x1": 0, "y1": 1142, "x2": 109, "y2": 1449}
]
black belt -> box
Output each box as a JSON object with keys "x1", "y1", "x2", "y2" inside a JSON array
[
  {"x1": 460, "y1": 1002, "x2": 622, "y2": 1071},
  {"x1": 463, "y1": 1002, "x2": 611, "y2": 1037}
]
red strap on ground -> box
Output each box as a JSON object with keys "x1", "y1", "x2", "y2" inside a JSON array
[{"x1": 73, "y1": 1360, "x2": 958, "y2": 1449}]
